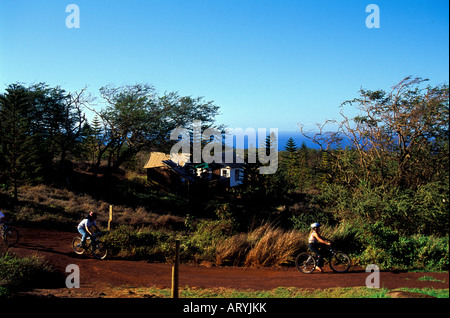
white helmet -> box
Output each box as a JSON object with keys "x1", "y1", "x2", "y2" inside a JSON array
[{"x1": 310, "y1": 222, "x2": 321, "y2": 229}]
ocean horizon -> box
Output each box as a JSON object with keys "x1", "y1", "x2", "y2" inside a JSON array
[{"x1": 223, "y1": 130, "x2": 343, "y2": 151}]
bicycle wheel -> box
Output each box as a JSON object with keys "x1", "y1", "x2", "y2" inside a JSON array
[
  {"x1": 4, "y1": 228, "x2": 19, "y2": 246},
  {"x1": 72, "y1": 236, "x2": 85, "y2": 255},
  {"x1": 329, "y1": 251, "x2": 351, "y2": 273},
  {"x1": 295, "y1": 252, "x2": 316, "y2": 274},
  {"x1": 92, "y1": 241, "x2": 107, "y2": 260}
]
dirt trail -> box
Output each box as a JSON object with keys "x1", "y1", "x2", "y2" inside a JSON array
[{"x1": 6, "y1": 227, "x2": 449, "y2": 298}]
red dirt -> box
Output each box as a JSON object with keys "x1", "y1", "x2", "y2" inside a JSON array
[{"x1": 6, "y1": 227, "x2": 449, "y2": 298}]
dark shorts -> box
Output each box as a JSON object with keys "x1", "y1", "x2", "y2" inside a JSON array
[{"x1": 309, "y1": 243, "x2": 325, "y2": 267}]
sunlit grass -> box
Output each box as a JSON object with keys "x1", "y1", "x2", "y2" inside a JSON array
[{"x1": 130, "y1": 286, "x2": 449, "y2": 298}]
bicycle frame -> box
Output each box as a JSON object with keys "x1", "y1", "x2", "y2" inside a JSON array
[
  {"x1": 1, "y1": 221, "x2": 19, "y2": 246},
  {"x1": 73, "y1": 231, "x2": 107, "y2": 260},
  {"x1": 296, "y1": 243, "x2": 351, "y2": 274},
  {"x1": 85, "y1": 233, "x2": 101, "y2": 250}
]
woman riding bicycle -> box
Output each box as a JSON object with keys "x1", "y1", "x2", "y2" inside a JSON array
[
  {"x1": 77, "y1": 212, "x2": 100, "y2": 249},
  {"x1": 308, "y1": 222, "x2": 331, "y2": 273}
]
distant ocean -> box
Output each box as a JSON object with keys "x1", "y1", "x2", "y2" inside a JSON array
[
  {"x1": 275, "y1": 131, "x2": 320, "y2": 150},
  {"x1": 223, "y1": 131, "x2": 351, "y2": 151},
  {"x1": 223, "y1": 130, "x2": 322, "y2": 151}
]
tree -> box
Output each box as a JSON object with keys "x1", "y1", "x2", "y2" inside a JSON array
[
  {"x1": 284, "y1": 137, "x2": 297, "y2": 153},
  {"x1": 79, "y1": 115, "x2": 103, "y2": 164},
  {"x1": 298, "y1": 77, "x2": 449, "y2": 235},
  {"x1": 87, "y1": 83, "x2": 221, "y2": 174},
  {"x1": 26, "y1": 83, "x2": 88, "y2": 171},
  {"x1": 281, "y1": 137, "x2": 300, "y2": 191},
  {"x1": 339, "y1": 77, "x2": 449, "y2": 188},
  {"x1": 1, "y1": 82, "x2": 89, "y2": 192},
  {"x1": 0, "y1": 84, "x2": 41, "y2": 200},
  {"x1": 53, "y1": 88, "x2": 88, "y2": 164},
  {"x1": 300, "y1": 76, "x2": 449, "y2": 189}
]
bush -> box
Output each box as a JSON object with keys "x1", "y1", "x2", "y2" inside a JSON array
[
  {"x1": 187, "y1": 218, "x2": 235, "y2": 263},
  {"x1": 104, "y1": 218, "x2": 236, "y2": 263},
  {"x1": 315, "y1": 182, "x2": 449, "y2": 237},
  {"x1": 392, "y1": 235, "x2": 449, "y2": 270},
  {"x1": 290, "y1": 209, "x2": 334, "y2": 232},
  {"x1": 354, "y1": 222, "x2": 449, "y2": 270},
  {"x1": 104, "y1": 225, "x2": 175, "y2": 261},
  {"x1": 0, "y1": 252, "x2": 54, "y2": 296}
]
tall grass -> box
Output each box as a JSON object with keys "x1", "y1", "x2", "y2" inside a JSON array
[{"x1": 215, "y1": 224, "x2": 307, "y2": 267}]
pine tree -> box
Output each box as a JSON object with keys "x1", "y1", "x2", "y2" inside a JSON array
[
  {"x1": 282, "y1": 137, "x2": 300, "y2": 191},
  {"x1": 285, "y1": 137, "x2": 297, "y2": 153},
  {"x1": 80, "y1": 115, "x2": 104, "y2": 164},
  {"x1": 0, "y1": 84, "x2": 41, "y2": 200}
]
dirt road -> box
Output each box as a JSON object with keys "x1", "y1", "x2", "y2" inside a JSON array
[{"x1": 7, "y1": 227, "x2": 449, "y2": 298}]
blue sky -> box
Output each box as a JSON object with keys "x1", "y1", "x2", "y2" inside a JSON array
[{"x1": 0, "y1": 0, "x2": 448, "y2": 132}]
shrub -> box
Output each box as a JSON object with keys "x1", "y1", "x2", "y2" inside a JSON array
[
  {"x1": 314, "y1": 182, "x2": 449, "y2": 237},
  {"x1": 104, "y1": 225, "x2": 175, "y2": 261},
  {"x1": 187, "y1": 218, "x2": 235, "y2": 263},
  {"x1": 354, "y1": 222, "x2": 449, "y2": 270},
  {"x1": 392, "y1": 235, "x2": 449, "y2": 271},
  {"x1": 0, "y1": 252, "x2": 53, "y2": 296},
  {"x1": 290, "y1": 209, "x2": 334, "y2": 232}
]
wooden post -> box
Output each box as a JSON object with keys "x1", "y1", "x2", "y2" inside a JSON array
[
  {"x1": 108, "y1": 205, "x2": 113, "y2": 231},
  {"x1": 171, "y1": 239, "x2": 180, "y2": 298}
]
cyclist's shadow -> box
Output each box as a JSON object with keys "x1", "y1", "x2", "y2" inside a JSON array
[{"x1": 15, "y1": 242, "x2": 72, "y2": 258}]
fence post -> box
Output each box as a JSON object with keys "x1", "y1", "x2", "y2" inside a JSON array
[
  {"x1": 108, "y1": 205, "x2": 113, "y2": 231},
  {"x1": 171, "y1": 239, "x2": 180, "y2": 298}
]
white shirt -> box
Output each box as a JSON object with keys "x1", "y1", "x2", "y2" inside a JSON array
[
  {"x1": 77, "y1": 218, "x2": 96, "y2": 230},
  {"x1": 308, "y1": 232, "x2": 318, "y2": 244}
]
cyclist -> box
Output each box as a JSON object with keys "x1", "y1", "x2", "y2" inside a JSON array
[
  {"x1": 0, "y1": 210, "x2": 8, "y2": 226},
  {"x1": 308, "y1": 222, "x2": 331, "y2": 273},
  {"x1": 77, "y1": 212, "x2": 100, "y2": 249}
]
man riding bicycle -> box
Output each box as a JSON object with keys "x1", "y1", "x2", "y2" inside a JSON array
[
  {"x1": 77, "y1": 212, "x2": 100, "y2": 249},
  {"x1": 0, "y1": 210, "x2": 10, "y2": 226},
  {"x1": 308, "y1": 222, "x2": 331, "y2": 273}
]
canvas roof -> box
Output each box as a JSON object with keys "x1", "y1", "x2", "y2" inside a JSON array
[
  {"x1": 144, "y1": 152, "x2": 190, "y2": 169},
  {"x1": 144, "y1": 152, "x2": 171, "y2": 169}
]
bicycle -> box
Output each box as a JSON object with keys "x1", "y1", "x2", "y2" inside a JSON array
[
  {"x1": 0, "y1": 221, "x2": 19, "y2": 247},
  {"x1": 72, "y1": 232, "x2": 108, "y2": 260},
  {"x1": 295, "y1": 243, "x2": 351, "y2": 274}
]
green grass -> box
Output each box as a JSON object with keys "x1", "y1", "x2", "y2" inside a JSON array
[
  {"x1": 395, "y1": 287, "x2": 449, "y2": 298},
  {"x1": 130, "y1": 286, "x2": 449, "y2": 298},
  {"x1": 418, "y1": 275, "x2": 447, "y2": 283}
]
